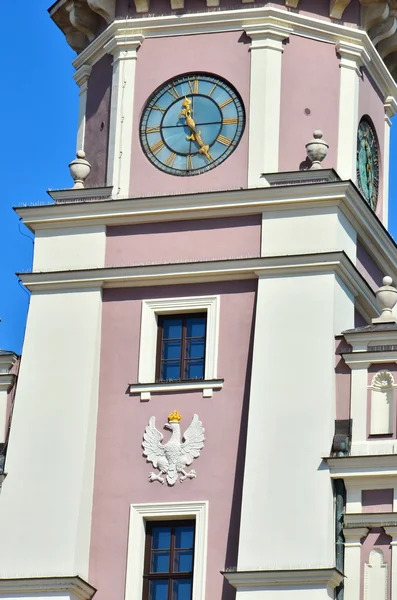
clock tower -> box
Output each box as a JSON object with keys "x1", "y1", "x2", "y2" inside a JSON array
[{"x1": 1, "y1": 4, "x2": 397, "y2": 600}]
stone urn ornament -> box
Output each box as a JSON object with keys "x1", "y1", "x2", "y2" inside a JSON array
[
  {"x1": 306, "y1": 130, "x2": 329, "y2": 170},
  {"x1": 69, "y1": 150, "x2": 91, "y2": 189},
  {"x1": 373, "y1": 276, "x2": 397, "y2": 324}
]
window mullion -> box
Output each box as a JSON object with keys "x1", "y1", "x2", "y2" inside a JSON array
[
  {"x1": 169, "y1": 525, "x2": 176, "y2": 600},
  {"x1": 180, "y1": 318, "x2": 187, "y2": 380}
]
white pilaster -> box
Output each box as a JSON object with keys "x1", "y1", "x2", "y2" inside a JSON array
[
  {"x1": 0, "y1": 287, "x2": 103, "y2": 579},
  {"x1": 104, "y1": 34, "x2": 143, "y2": 198},
  {"x1": 384, "y1": 527, "x2": 397, "y2": 600},
  {"x1": 244, "y1": 24, "x2": 290, "y2": 187},
  {"x1": 382, "y1": 96, "x2": 397, "y2": 228},
  {"x1": 336, "y1": 42, "x2": 369, "y2": 181},
  {"x1": 73, "y1": 64, "x2": 92, "y2": 152},
  {"x1": 348, "y1": 363, "x2": 370, "y2": 445},
  {"x1": 343, "y1": 528, "x2": 368, "y2": 600},
  {"x1": 238, "y1": 270, "x2": 354, "y2": 570}
]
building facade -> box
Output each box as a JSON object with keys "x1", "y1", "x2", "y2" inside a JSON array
[{"x1": 1, "y1": 2, "x2": 397, "y2": 600}]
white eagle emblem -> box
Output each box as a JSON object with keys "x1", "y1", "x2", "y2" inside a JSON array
[{"x1": 143, "y1": 410, "x2": 205, "y2": 485}]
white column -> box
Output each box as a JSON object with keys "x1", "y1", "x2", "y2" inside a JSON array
[
  {"x1": 104, "y1": 34, "x2": 144, "y2": 198},
  {"x1": 382, "y1": 96, "x2": 397, "y2": 228},
  {"x1": 336, "y1": 41, "x2": 369, "y2": 181},
  {"x1": 73, "y1": 64, "x2": 92, "y2": 152},
  {"x1": 344, "y1": 528, "x2": 368, "y2": 600},
  {"x1": 238, "y1": 271, "x2": 354, "y2": 570},
  {"x1": 244, "y1": 24, "x2": 290, "y2": 187},
  {"x1": 0, "y1": 286, "x2": 103, "y2": 579},
  {"x1": 348, "y1": 363, "x2": 370, "y2": 445},
  {"x1": 384, "y1": 527, "x2": 397, "y2": 600}
]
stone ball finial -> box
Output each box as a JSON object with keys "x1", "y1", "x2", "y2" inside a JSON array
[
  {"x1": 306, "y1": 130, "x2": 329, "y2": 170},
  {"x1": 69, "y1": 150, "x2": 91, "y2": 189},
  {"x1": 372, "y1": 276, "x2": 397, "y2": 324}
]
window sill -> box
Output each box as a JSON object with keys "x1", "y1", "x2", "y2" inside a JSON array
[{"x1": 129, "y1": 379, "x2": 224, "y2": 401}]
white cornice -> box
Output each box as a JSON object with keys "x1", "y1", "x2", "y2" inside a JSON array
[
  {"x1": 17, "y1": 251, "x2": 377, "y2": 319},
  {"x1": 342, "y1": 350, "x2": 397, "y2": 367},
  {"x1": 223, "y1": 568, "x2": 343, "y2": 589},
  {"x1": 0, "y1": 354, "x2": 18, "y2": 374},
  {"x1": 15, "y1": 181, "x2": 397, "y2": 296},
  {"x1": 0, "y1": 375, "x2": 15, "y2": 392},
  {"x1": 71, "y1": 6, "x2": 397, "y2": 102},
  {"x1": 0, "y1": 576, "x2": 96, "y2": 600},
  {"x1": 344, "y1": 330, "x2": 397, "y2": 350},
  {"x1": 344, "y1": 512, "x2": 397, "y2": 528},
  {"x1": 327, "y1": 454, "x2": 397, "y2": 478}
]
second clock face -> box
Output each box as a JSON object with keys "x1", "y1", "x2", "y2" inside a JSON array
[
  {"x1": 356, "y1": 118, "x2": 379, "y2": 210},
  {"x1": 140, "y1": 73, "x2": 245, "y2": 176}
]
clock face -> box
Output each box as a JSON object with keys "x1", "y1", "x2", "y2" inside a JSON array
[
  {"x1": 356, "y1": 118, "x2": 379, "y2": 210},
  {"x1": 140, "y1": 73, "x2": 245, "y2": 176}
]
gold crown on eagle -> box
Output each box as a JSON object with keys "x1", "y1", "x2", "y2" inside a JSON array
[{"x1": 168, "y1": 410, "x2": 182, "y2": 423}]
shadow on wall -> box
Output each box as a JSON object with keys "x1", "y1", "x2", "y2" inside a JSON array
[{"x1": 221, "y1": 296, "x2": 256, "y2": 600}]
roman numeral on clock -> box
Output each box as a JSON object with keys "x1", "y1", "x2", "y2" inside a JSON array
[
  {"x1": 217, "y1": 134, "x2": 232, "y2": 146},
  {"x1": 186, "y1": 155, "x2": 194, "y2": 170},
  {"x1": 219, "y1": 98, "x2": 233, "y2": 109},
  {"x1": 188, "y1": 79, "x2": 199, "y2": 94},
  {"x1": 165, "y1": 152, "x2": 177, "y2": 168},
  {"x1": 222, "y1": 118, "x2": 238, "y2": 125},
  {"x1": 150, "y1": 139, "x2": 165, "y2": 155},
  {"x1": 168, "y1": 87, "x2": 180, "y2": 100},
  {"x1": 146, "y1": 125, "x2": 160, "y2": 134}
]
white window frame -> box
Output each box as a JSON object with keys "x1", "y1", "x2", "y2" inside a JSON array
[
  {"x1": 125, "y1": 501, "x2": 208, "y2": 600},
  {"x1": 130, "y1": 295, "x2": 222, "y2": 400}
]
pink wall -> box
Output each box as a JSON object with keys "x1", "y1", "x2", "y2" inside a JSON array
[
  {"x1": 358, "y1": 68, "x2": 386, "y2": 221},
  {"x1": 356, "y1": 240, "x2": 384, "y2": 293},
  {"x1": 85, "y1": 54, "x2": 113, "y2": 187},
  {"x1": 105, "y1": 215, "x2": 261, "y2": 267},
  {"x1": 279, "y1": 35, "x2": 340, "y2": 172},
  {"x1": 362, "y1": 489, "x2": 393, "y2": 513},
  {"x1": 90, "y1": 279, "x2": 257, "y2": 600},
  {"x1": 361, "y1": 528, "x2": 392, "y2": 600},
  {"x1": 130, "y1": 32, "x2": 250, "y2": 197}
]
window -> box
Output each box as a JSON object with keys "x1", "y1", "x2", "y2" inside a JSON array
[
  {"x1": 156, "y1": 314, "x2": 206, "y2": 382},
  {"x1": 130, "y1": 295, "x2": 222, "y2": 399},
  {"x1": 143, "y1": 521, "x2": 195, "y2": 600}
]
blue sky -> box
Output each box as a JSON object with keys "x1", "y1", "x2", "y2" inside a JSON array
[{"x1": 1, "y1": 1, "x2": 397, "y2": 353}]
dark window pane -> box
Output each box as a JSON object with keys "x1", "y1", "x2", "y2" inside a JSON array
[
  {"x1": 152, "y1": 527, "x2": 171, "y2": 549},
  {"x1": 162, "y1": 340, "x2": 182, "y2": 360},
  {"x1": 150, "y1": 580, "x2": 169, "y2": 600},
  {"x1": 175, "y1": 525, "x2": 194, "y2": 549},
  {"x1": 172, "y1": 579, "x2": 192, "y2": 600},
  {"x1": 185, "y1": 361, "x2": 204, "y2": 379},
  {"x1": 174, "y1": 549, "x2": 193, "y2": 572},
  {"x1": 152, "y1": 550, "x2": 170, "y2": 573},
  {"x1": 186, "y1": 317, "x2": 206, "y2": 338},
  {"x1": 185, "y1": 339, "x2": 205, "y2": 360},
  {"x1": 163, "y1": 319, "x2": 183, "y2": 339},
  {"x1": 162, "y1": 362, "x2": 180, "y2": 380}
]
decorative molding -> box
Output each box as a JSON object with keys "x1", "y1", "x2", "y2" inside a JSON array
[
  {"x1": 129, "y1": 379, "x2": 224, "y2": 401},
  {"x1": 330, "y1": 0, "x2": 353, "y2": 20},
  {"x1": 137, "y1": 295, "x2": 220, "y2": 393},
  {"x1": 345, "y1": 512, "x2": 397, "y2": 529},
  {"x1": 369, "y1": 14, "x2": 397, "y2": 47},
  {"x1": 47, "y1": 186, "x2": 112, "y2": 202},
  {"x1": 343, "y1": 351, "x2": 397, "y2": 367},
  {"x1": 223, "y1": 568, "x2": 343, "y2": 589},
  {"x1": 0, "y1": 374, "x2": 16, "y2": 392},
  {"x1": 285, "y1": 0, "x2": 300, "y2": 7},
  {"x1": 143, "y1": 412, "x2": 205, "y2": 484},
  {"x1": 371, "y1": 371, "x2": 395, "y2": 389},
  {"x1": 125, "y1": 502, "x2": 208, "y2": 600},
  {"x1": 71, "y1": 8, "x2": 397, "y2": 101},
  {"x1": 361, "y1": 2, "x2": 389, "y2": 32},
  {"x1": 0, "y1": 576, "x2": 96, "y2": 599},
  {"x1": 343, "y1": 526, "x2": 369, "y2": 545},
  {"x1": 86, "y1": 0, "x2": 115, "y2": 23},
  {"x1": 16, "y1": 252, "x2": 378, "y2": 325},
  {"x1": 73, "y1": 64, "x2": 92, "y2": 89}
]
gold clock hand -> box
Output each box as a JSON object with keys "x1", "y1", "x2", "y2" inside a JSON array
[{"x1": 178, "y1": 97, "x2": 213, "y2": 161}]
